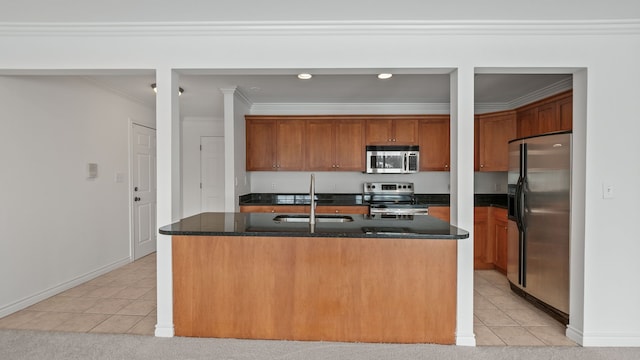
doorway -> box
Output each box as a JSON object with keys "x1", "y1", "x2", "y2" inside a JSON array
[{"x1": 131, "y1": 123, "x2": 157, "y2": 260}]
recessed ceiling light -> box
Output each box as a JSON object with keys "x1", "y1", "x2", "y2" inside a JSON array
[
  {"x1": 151, "y1": 83, "x2": 184, "y2": 96},
  {"x1": 297, "y1": 73, "x2": 312, "y2": 80},
  {"x1": 378, "y1": 73, "x2": 393, "y2": 80}
]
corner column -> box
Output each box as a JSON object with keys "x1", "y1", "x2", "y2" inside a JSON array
[
  {"x1": 450, "y1": 67, "x2": 476, "y2": 346},
  {"x1": 220, "y1": 87, "x2": 237, "y2": 212},
  {"x1": 155, "y1": 68, "x2": 181, "y2": 337}
]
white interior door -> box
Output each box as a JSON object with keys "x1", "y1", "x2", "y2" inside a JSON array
[
  {"x1": 132, "y1": 124, "x2": 157, "y2": 259},
  {"x1": 200, "y1": 136, "x2": 225, "y2": 212}
]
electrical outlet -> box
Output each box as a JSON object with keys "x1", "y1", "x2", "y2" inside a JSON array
[{"x1": 271, "y1": 183, "x2": 276, "y2": 190}]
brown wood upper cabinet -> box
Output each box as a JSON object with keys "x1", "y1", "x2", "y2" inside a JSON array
[
  {"x1": 418, "y1": 116, "x2": 450, "y2": 171},
  {"x1": 516, "y1": 90, "x2": 572, "y2": 138},
  {"x1": 365, "y1": 118, "x2": 419, "y2": 145},
  {"x1": 247, "y1": 115, "x2": 366, "y2": 172},
  {"x1": 306, "y1": 118, "x2": 365, "y2": 171},
  {"x1": 246, "y1": 117, "x2": 305, "y2": 171},
  {"x1": 476, "y1": 111, "x2": 516, "y2": 172}
]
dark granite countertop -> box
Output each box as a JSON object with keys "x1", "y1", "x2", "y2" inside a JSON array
[
  {"x1": 159, "y1": 212, "x2": 469, "y2": 240},
  {"x1": 239, "y1": 193, "x2": 507, "y2": 208}
]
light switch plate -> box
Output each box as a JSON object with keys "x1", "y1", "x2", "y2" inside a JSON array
[
  {"x1": 87, "y1": 163, "x2": 98, "y2": 179},
  {"x1": 602, "y1": 183, "x2": 615, "y2": 199}
]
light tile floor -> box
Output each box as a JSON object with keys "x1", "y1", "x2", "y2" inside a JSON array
[
  {"x1": 474, "y1": 270, "x2": 576, "y2": 346},
  {"x1": 0, "y1": 254, "x2": 576, "y2": 346},
  {"x1": 0, "y1": 253, "x2": 157, "y2": 335}
]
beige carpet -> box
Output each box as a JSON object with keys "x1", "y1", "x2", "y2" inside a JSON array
[{"x1": 2, "y1": 329, "x2": 640, "y2": 360}]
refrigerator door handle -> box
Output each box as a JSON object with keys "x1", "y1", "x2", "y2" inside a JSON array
[{"x1": 515, "y1": 176, "x2": 525, "y2": 232}]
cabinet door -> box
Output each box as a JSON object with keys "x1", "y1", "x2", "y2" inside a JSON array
[
  {"x1": 240, "y1": 205, "x2": 307, "y2": 213},
  {"x1": 246, "y1": 118, "x2": 277, "y2": 170},
  {"x1": 418, "y1": 117, "x2": 450, "y2": 171},
  {"x1": 428, "y1": 206, "x2": 450, "y2": 222},
  {"x1": 365, "y1": 119, "x2": 393, "y2": 144},
  {"x1": 275, "y1": 120, "x2": 305, "y2": 170},
  {"x1": 316, "y1": 206, "x2": 369, "y2": 214},
  {"x1": 335, "y1": 120, "x2": 365, "y2": 171},
  {"x1": 474, "y1": 207, "x2": 491, "y2": 269},
  {"x1": 517, "y1": 108, "x2": 537, "y2": 139},
  {"x1": 478, "y1": 111, "x2": 516, "y2": 171},
  {"x1": 393, "y1": 119, "x2": 419, "y2": 145},
  {"x1": 557, "y1": 95, "x2": 573, "y2": 131},
  {"x1": 494, "y1": 219, "x2": 508, "y2": 274},
  {"x1": 306, "y1": 119, "x2": 335, "y2": 171},
  {"x1": 537, "y1": 102, "x2": 557, "y2": 134}
]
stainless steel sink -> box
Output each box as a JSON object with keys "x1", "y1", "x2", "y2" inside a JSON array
[{"x1": 273, "y1": 215, "x2": 354, "y2": 223}]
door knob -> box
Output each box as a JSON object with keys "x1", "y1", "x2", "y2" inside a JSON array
[
  {"x1": 134, "y1": 186, "x2": 138, "y2": 192},
  {"x1": 134, "y1": 197, "x2": 141, "y2": 202}
]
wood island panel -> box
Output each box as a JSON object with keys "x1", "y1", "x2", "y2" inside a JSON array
[{"x1": 172, "y1": 235, "x2": 457, "y2": 344}]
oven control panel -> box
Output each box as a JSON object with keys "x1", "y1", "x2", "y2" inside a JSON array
[{"x1": 363, "y1": 182, "x2": 414, "y2": 195}]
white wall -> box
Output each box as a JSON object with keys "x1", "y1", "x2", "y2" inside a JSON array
[
  {"x1": 0, "y1": 76, "x2": 154, "y2": 316},
  {"x1": 181, "y1": 116, "x2": 223, "y2": 217},
  {"x1": 1, "y1": 17, "x2": 640, "y2": 346}
]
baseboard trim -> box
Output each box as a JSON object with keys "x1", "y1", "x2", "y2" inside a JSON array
[
  {"x1": 568, "y1": 326, "x2": 640, "y2": 347},
  {"x1": 155, "y1": 324, "x2": 175, "y2": 338},
  {"x1": 0, "y1": 256, "x2": 131, "y2": 318},
  {"x1": 566, "y1": 325, "x2": 584, "y2": 345},
  {"x1": 581, "y1": 333, "x2": 640, "y2": 347},
  {"x1": 456, "y1": 333, "x2": 477, "y2": 346}
]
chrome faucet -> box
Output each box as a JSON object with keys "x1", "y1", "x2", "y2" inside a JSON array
[{"x1": 309, "y1": 173, "x2": 316, "y2": 224}]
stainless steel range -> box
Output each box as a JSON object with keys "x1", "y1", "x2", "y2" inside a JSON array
[{"x1": 363, "y1": 182, "x2": 428, "y2": 218}]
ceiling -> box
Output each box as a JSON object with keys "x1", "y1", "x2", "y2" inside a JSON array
[{"x1": 87, "y1": 72, "x2": 571, "y2": 118}]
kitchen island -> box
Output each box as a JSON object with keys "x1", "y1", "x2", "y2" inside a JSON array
[{"x1": 160, "y1": 212, "x2": 468, "y2": 344}]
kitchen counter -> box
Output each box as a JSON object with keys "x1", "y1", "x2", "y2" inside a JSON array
[
  {"x1": 164, "y1": 211, "x2": 462, "y2": 344},
  {"x1": 239, "y1": 192, "x2": 507, "y2": 208},
  {"x1": 159, "y1": 212, "x2": 469, "y2": 240}
]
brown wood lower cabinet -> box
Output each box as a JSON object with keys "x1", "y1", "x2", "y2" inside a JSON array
[
  {"x1": 430, "y1": 206, "x2": 507, "y2": 271},
  {"x1": 491, "y1": 207, "x2": 508, "y2": 274},
  {"x1": 482, "y1": 206, "x2": 508, "y2": 273},
  {"x1": 474, "y1": 207, "x2": 493, "y2": 270},
  {"x1": 172, "y1": 235, "x2": 457, "y2": 344},
  {"x1": 427, "y1": 206, "x2": 450, "y2": 222},
  {"x1": 240, "y1": 205, "x2": 307, "y2": 213},
  {"x1": 240, "y1": 205, "x2": 369, "y2": 215}
]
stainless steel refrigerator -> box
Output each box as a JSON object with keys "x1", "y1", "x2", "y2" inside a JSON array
[{"x1": 507, "y1": 131, "x2": 571, "y2": 324}]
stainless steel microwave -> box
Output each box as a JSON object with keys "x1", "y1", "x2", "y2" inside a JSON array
[{"x1": 365, "y1": 145, "x2": 419, "y2": 174}]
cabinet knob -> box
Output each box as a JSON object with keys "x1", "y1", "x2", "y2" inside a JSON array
[
  {"x1": 332, "y1": 164, "x2": 336, "y2": 168},
  {"x1": 445, "y1": 164, "x2": 449, "y2": 168},
  {"x1": 335, "y1": 210, "x2": 339, "y2": 213},
  {"x1": 480, "y1": 164, "x2": 484, "y2": 168},
  {"x1": 336, "y1": 164, "x2": 340, "y2": 168},
  {"x1": 272, "y1": 164, "x2": 276, "y2": 168}
]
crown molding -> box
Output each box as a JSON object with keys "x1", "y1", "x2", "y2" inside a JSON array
[
  {"x1": 250, "y1": 102, "x2": 450, "y2": 115},
  {"x1": 1, "y1": 19, "x2": 640, "y2": 37},
  {"x1": 252, "y1": 77, "x2": 573, "y2": 116},
  {"x1": 507, "y1": 77, "x2": 573, "y2": 109},
  {"x1": 474, "y1": 103, "x2": 511, "y2": 114}
]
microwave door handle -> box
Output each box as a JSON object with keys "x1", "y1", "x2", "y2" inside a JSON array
[{"x1": 403, "y1": 153, "x2": 408, "y2": 172}]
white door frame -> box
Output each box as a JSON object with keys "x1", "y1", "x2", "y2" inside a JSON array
[{"x1": 129, "y1": 120, "x2": 157, "y2": 261}]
